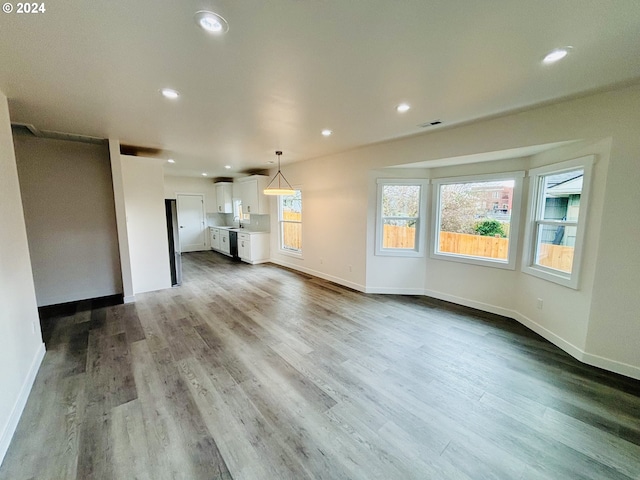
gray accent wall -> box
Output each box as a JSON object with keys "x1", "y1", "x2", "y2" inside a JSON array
[{"x1": 14, "y1": 134, "x2": 122, "y2": 306}]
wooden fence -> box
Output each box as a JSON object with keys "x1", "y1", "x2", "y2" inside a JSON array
[
  {"x1": 282, "y1": 211, "x2": 302, "y2": 251},
  {"x1": 285, "y1": 220, "x2": 573, "y2": 271},
  {"x1": 383, "y1": 224, "x2": 416, "y2": 249},
  {"x1": 536, "y1": 243, "x2": 574, "y2": 273},
  {"x1": 383, "y1": 226, "x2": 574, "y2": 270},
  {"x1": 439, "y1": 231, "x2": 508, "y2": 259}
]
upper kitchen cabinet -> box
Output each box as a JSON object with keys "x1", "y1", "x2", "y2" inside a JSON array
[
  {"x1": 214, "y1": 182, "x2": 233, "y2": 214},
  {"x1": 236, "y1": 175, "x2": 270, "y2": 215}
]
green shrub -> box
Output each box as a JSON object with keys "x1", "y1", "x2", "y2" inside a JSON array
[{"x1": 474, "y1": 219, "x2": 506, "y2": 237}]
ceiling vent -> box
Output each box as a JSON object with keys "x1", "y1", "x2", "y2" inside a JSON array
[
  {"x1": 418, "y1": 120, "x2": 443, "y2": 128},
  {"x1": 11, "y1": 122, "x2": 105, "y2": 144}
]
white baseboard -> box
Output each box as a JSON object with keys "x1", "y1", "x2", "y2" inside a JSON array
[
  {"x1": 423, "y1": 288, "x2": 517, "y2": 319},
  {"x1": 423, "y1": 288, "x2": 640, "y2": 381},
  {"x1": 0, "y1": 342, "x2": 46, "y2": 466},
  {"x1": 512, "y1": 311, "x2": 640, "y2": 380},
  {"x1": 511, "y1": 311, "x2": 586, "y2": 362},
  {"x1": 365, "y1": 286, "x2": 426, "y2": 295},
  {"x1": 269, "y1": 258, "x2": 366, "y2": 293},
  {"x1": 123, "y1": 295, "x2": 136, "y2": 303},
  {"x1": 580, "y1": 351, "x2": 640, "y2": 380}
]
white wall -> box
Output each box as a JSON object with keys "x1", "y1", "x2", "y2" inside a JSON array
[
  {"x1": 269, "y1": 83, "x2": 640, "y2": 379},
  {"x1": 0, "y1": 92, "x2": 45, "y2": 465},
  {"x1": 164, "y1": 175, "x2": 217, "y2": 213},
  {"x1": 109, "y1": 139, "x2": 134, "y2": 302},
  {"x1": 13, "y1": 135, "x2": 122, "y2": 306},
  {"x1": 268, "y1": 152, "x2": 371, "y2": 290},
  {"x1": 119, "y1": 155, "x2": 171, "y2": 294},
  {"x1": 585, "y1": 101, "x2": 640, "y2": 372}
]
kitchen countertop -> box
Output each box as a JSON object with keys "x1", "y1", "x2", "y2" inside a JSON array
[{"x1": 209, "y1": 226, "x2": 268, "y2": 235}]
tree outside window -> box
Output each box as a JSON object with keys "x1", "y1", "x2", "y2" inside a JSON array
[{"x1": 432, "y1": 173, "x2": 523, "y2": 269}]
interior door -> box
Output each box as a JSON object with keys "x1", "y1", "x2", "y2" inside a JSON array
[{"x1": 176, "y1": 194, "x2": 206, "y2": 252}]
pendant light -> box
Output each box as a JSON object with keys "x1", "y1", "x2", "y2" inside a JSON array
[{"x1": 263, "y1": 150, "x2": 295, "y2": 195}]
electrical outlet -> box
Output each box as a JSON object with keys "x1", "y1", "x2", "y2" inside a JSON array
[
  {"x1": 320, "y1": 258, "x2": 324, "y2": 265},
  {"x1": 348, "y1": 265, "x2": 353, "y2": 272},
  {"x1": 536, "y1": 298, "x2": 543, "y2": 310}
]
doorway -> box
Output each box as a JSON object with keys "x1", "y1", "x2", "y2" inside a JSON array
[{"x1": 176, "y1": 193, "x2": 206, "y2": 252}]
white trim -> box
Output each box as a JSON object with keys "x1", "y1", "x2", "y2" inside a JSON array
[
  {"x1": 365, "y1": 286, "x2": 427, "y2": 295},
  {"x1": 123, "y1": 295, "x2": 136, "y2": 303},
  {"x1": 522, "y1": 156, "x2": 595, "y2": 289},
  {"x1": 423, "y1": 288, "x2": 517, "y2": 319},
  {"x1": 240, "y1": 258, "x2": 270, "y2": 265},
  {"x1": 278, "y1": 250, "x2": 303, "y2": 260},
  {"x1": 430, "y1": 171, "x2": 524, "y2": 270},
  {"x1": 278, "y1": 188, "x2": 303, "y2": 256},
  {"x1": 375, "y1": 179, "x2": 428, "y2": 257},
  {"x1": 269, "y1": 258, "x2": 366, "y2": 292},
  {"x1": 580, "y1": 352, "x2": 640, "y2": 381},
  {"x1": 423, "y1": 288, "x2": 640, "y2": 380},
  {"x1": 0, "y1": 342, "x2": 46, "y2": 465}
]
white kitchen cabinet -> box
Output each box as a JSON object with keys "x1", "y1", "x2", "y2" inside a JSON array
[
  {"x1": 236, "y1": 175, "x2": 270, "y2": 215},
  {"x1": 210, "y1": 227, "x2": 220, "y2": 250},
  {"x1": 219, "y1": 229, "x2": 231, "y2": 255},
  {"x1": 238, "y1": 232, "x2": 270, "y2": 264},
  {"x1": 215, "y1": 182, "x2": 233, "y2": 214}
]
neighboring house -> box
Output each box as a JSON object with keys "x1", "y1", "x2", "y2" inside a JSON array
[
  {"x1": 543, "y1": 173, "x2": 583, "y2": 246},
  {"x1": 473, "y1": 184, "x2": 514, "y2": 216}
]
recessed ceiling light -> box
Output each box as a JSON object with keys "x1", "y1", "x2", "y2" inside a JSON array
[
  {"x1": 194, "y1": 11, "x2": 229, "y2": 34},
  {"x1": 543, "y1": 47, "x2": 572, "y2": 64},
  {"x1": 225, "y1": 165, "x2": 231, "y2": 169},
  {"x1": 160, "y1": 88, "x2": 180, "y2": 99},
  {"x1": 321, "y1": 129, "x2": 333, "y2": 137},
  {"x1": 167, "y1": 158, "x2": 175, "y2": 163},
  {"x1": 396, "y1": 103, "x2": 411, "y2": 113},
  {"x1": 201, "y1": 173, "x2": 208, "y2": 176}
]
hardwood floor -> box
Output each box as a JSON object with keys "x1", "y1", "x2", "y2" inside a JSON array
[{"x1": 2, "y1": 251, "x2": 640, "y2": 479}]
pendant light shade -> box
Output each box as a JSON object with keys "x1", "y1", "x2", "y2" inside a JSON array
[{"x1": 264, "y1": 150, "x2": 295, "y2": 196}]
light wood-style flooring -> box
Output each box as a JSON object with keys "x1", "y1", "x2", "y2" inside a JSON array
[{"x1": 2, "y1": 251, "x2": 640, "y2": 479}]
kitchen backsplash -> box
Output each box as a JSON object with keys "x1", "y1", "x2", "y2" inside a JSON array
[{"x1": 206, "y1": 213, "x2": 270, "y2": 232}]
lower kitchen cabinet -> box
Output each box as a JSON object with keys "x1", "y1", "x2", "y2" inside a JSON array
[
  {"x1": 210, "y1": 227, "x2": 220, "y2": 250},
  {"x1": 238, "y1": 232, "x2": 270, "y2": 264},
  {"x1": 219, "y1": 229, "x2": 231, "y2": 255}
]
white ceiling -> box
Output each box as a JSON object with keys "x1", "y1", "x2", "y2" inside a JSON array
[{"x1": 1, "y1": 1, "x2": 639, "y2": 177}]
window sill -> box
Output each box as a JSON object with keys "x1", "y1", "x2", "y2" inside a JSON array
[
  {"x1": 431, "y1": 251, "x2": 515, "y2": 270},
  {"x1": 278, "y1": 249, "x2": 303, "y2": 260},
  {"x1": 375, "y1": 249, "x2": 424, "y2": 258},
  {"x1": 522, "y1": 265, "x2": 578, "y2": 289}
]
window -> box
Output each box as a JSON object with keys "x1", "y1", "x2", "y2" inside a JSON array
[
  {"x1": 376, "y1": 179, "x2": 427, "y2": 257},
  {"x1": 279, "y1": 189, "x2": 302, "y2": 255},
  {"x1": 522, "y1": 156, "x2": 594, "y2": 288},
  {"x1": 431, "y1": 172, "x2": 524, "y2": 269}
]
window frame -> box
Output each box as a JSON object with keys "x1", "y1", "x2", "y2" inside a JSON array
[
  {"x1": 430, "y1": 171, "x2": 524, "y2": 270},
  {"x1": 375, "y1": 179, "x2": 428, "y2": 257},
  {"x1": 522, "y1": 156, "x2": 594, "y2": 289},
  {"x1": 278, "y1": 188, "x2": 303, "y2": 258}
]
